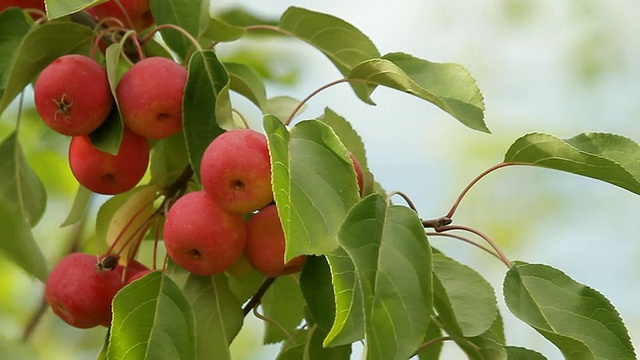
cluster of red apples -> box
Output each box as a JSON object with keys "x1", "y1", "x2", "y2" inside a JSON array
[{"x1": 15, "y1": 0, "x2": 367, "y2": 330}]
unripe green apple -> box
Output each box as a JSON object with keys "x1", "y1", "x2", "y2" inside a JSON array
[
  {"x1": 116, "y1": 57, "x2": 187, "y2": 139},
  {"x1": 163, "y1": 191, "x2": 247, "y2": 276},
  {"x1": 200, "y1": 129, "x2": 273, "y2": 214},
  {"x1": 68, "y1": 127, "x2": 149, "y2": 195},
  {"x1": 86, "y1": 0, "x2": 154, "y2": 32},
  {"x1": 245, "y1": 204, "x2": 305, "y2": 277},
  {"x1": 34, "y1": 54, "x2": 113, "y2": 136},
  {"x1": 45, "y1": 253, "x2": 124, "y2": 329}
]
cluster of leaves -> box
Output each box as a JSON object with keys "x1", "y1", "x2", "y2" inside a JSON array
[{"x1": 1, "y1": 0, "x2": 640, "y2": 359}]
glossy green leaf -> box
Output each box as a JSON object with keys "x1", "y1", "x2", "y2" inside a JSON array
[
  {"x1": 261, "y1": 275, "x2": 305, "y2": 344},
  {"x1": 224, "y1": 62, "x2": 266, "y2": 108},
  {"x1": 338, "y1": 194, "x2": 432, "y2": 360},
  {"x1": 0, "y1": 8, "x2": 32, "y2": 90},
  {"x1": 60, "y1": 185, "x2": 92, "y2": 226},
  {"x1": 264, "y1": 116, "x2": 361, "y2": 258},
  {"x1": 504, "y1": 262, "x2": 636, "y2": 360},
  {"x1": 504, "y1": 132, "x2": 640, "y2": 195},
  {"x1": 183, "y1": 50, "x2": 229, "y2": 178},
  {"x1": 150, "y1": 0, "x2": 206, "y2": 59},
  {"x1": 348, "y1": 53, "x2": 488, "y2": 133},
  {"x1": 0, "y1": 21, "x2": 93, "y2": 113},
  {"x1": 182, "y1": 273, "x2": 243, "y2": 360},
  {"x1": 108, "y1": 272, "x2": 196, "y2": 360},
  {"x1": 324, "y1": 248, "x2": 365, "y2": 346},
  {"x1": 44, "y1": 0, "x2": 102, "y2": 19},
  {"x1": 0, "y1": 199, "x2": 48, "y2": 282},
  {"x1": 278, "y1": 7, "x2": 379, "y2": 98},
  {"x1": 0, "y1": 132, "x2": 46, "y2": 227},
  {"x1": 432, "y1": 252, "x2": 498, "y2": 337},
  {"x1": 150, "y1": 132, "x2": 189, "y2": 187},
  {"x1": 506, "y1": 346, "x2": 547, "y2": 360}
]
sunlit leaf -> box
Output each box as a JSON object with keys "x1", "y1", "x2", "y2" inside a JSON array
[
  {"x1": 324, "y1": 248, "x2": 365, "y2": 346},
  {"x1": 44, "y1": 0, "x2": 102, "y2": 19},
  {"x1": 0, "y1": 21, "x2": 93, "y2": 113},
  {"x1": 150, "y1": 0, "x2": 207, "y2": 59},
  {"x1": 338, "y1": 194, "x2": 432, "y2": 360},
  {"x1": 348, "y1": 53, "x2": 488, "y2": 133},
  {"x1": 108, "y1": 272, "x2": 196, "y2": 359},
  {"x1": 0, "y1": 199, "x2": 48, "y2": 282},
  {"x1": 261, "y1": 275, "x2": 305, "y2": 344},
  {"x1": 60, "y1": 185, "x2": 92, "y2": 227},
  {"x1": 0, "y1": 132, "x2": 46, "y2": 227},
  {"x1": 264, "y1": 116, "x2": 361, "y2": 258},
  {"x1": 504, "y1": 132, "x2": 640, "y2": 195},
  {"x1": 504, "y1": 262, "x2": 636, "y2": 360},
  {"x1": 182, "y1": 273, "x2": 243, "y2": 360},
  {"x1": 432, "y1": 252, "x2": 498, "y2": 337},
  {"x1": 183, "y1": 50, "x2": 229, "y2": 179},
  {"x1": 278, "y1": 7, "x2": 379, "y2": 98},
  {"x1": 224, "y1": 62, "x2": 266, "y2": 108}
]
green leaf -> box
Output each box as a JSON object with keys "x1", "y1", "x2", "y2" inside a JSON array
[
  {"x1": 0, "y1": 21, "x2": 94, "y2": 113},
  {"x1": 324, "y1": 247, "x2": 365, "y2": 346},
  {"x1": 0, "y1": 8, "x2": 32, "y2": 89},
  {"x1": 416, "y1": 321, "x2": 443, "y2": 360},
  {"x1": 503, "y1": 262, "x2": 636, "y2": 360},
  {"x1": 44, "y1": 0, "x2": 102, "y2": 19},
  {"x1": 337, "y1": 194, "x2": 432, "y2": 360},
  {"x1": 88, "y1": 107, "x2": 124, "y2": 155},
  {"x1": 278, "y1": 7, "x2": 379, "y2": 98},
  {"x1": 108, "y1": 272, "x2": 196, "y2": 360},
  {"x1": 262, "y1": 96, "x2": 303, "y2": 122},
  {"x1": 506, "y1": 346, "x2": 547, "y2": 360},
  {"x1": 182, "y1": 273, "x2": 243, "y2": 360},
  {"x1": 183, "y1": 50, "x2": 229, "y2": 179},
  {"x1": 0, "y1": 132, "x2": 46, "y2": 227},
  {"x1": 150, "y1": 132, "x2": 189, "y2": 187},
  {"x1": 95, "y1": 188, "x2": 142, "y2": 244},
  {"x1": 60, "y1": 185, "x2": 92, "y2": 227},
  {"x1": 449, "y1": 313, "x2": 507, "y2": 360},
  {"x1": 277, "y1": 324, "x2": 352, "y2": 360},
  {"x1": 150, "y1": 0, "x2": 206, "y2": 59},
  {"x1": 348, "y1": 53, "x2": 488, "y2": 133},
  {"x1": 261, "y1": 275, "x2": 305, "y2": 344},
  {"x1": 504, "y1": 132, "x2": 640, "y2": 195},
  {"x1": 432, "y1": 252, "x2": 498, "y2": 337},
  {"x1": 224, "y1": 62, "x2": 266, "y2": 108},
  {"x1": 199, "y1": 17, "x2": 246, "y2": 43},
  {"x1": 0, "y1": 199, "x2": 48, "y2": 282},
  {"x1": 217, "y1": 7, "x2": 279, "y2": 28},
  {"x1": 300, "y1": 256, "x2": 337, "y2": 333},
  {"x1": 264, "y1": 116, "x2": 361, "y2": 258}
]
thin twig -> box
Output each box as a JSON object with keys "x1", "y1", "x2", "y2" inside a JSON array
[
  {"x1": 437, "y1": 225, "x2": 512, "y2": 268},
  {"x1": 426, "y1": 231, "x2": 501, "y2": 262},
  {"x1": 242, "y1": 277, "x2": 277, "y2": 316}
]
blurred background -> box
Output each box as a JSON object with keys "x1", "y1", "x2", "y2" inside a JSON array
[{"x1": 1, "y1": 0, "x2": 639, "y2": 358}]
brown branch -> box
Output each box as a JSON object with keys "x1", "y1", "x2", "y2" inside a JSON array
[{"x1": 242, "y1": 277, "x2": 277, "y2": 316}]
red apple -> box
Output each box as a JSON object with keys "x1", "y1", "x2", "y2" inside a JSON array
[
  {"x1": 68, "y1": 127, "x2": 149, "y2": 195},
  {"x1": 200, "y1": 129, "x2": 273, "y2": 214},
  {"x1": 0, "y1": 0, "x2": 45, "y2": 19},
  {"x1": 116, "y1": 57, "x2": 187, "y2": 139},
  {"x1": 86, "y1": 0, "x2": 154, "y2": 32},
  {"x1": 34, "y1": 54, "x2": 113, "y2": 136},
  {"x1": 245, "y1": 204, "x2": 305, "y2": 277},
  {"x1": 163, "y1": 191, "x2": 247, "y2": 276},
  {"x1": 45, "y1": 253, "x2": 124, "y2": 328}
]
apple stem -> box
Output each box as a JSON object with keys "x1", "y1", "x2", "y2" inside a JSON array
[
  {"x1": 252, "y1": 306, "x2": 295, "y2": 343},
  {"x1": 242, "y1": 277, "x2": 277, "y2": 316}
]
